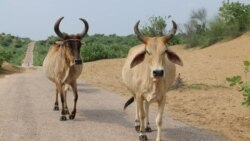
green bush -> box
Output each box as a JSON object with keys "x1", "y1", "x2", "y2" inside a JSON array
[
  {"x1": 226, "y1": 61, "x2": 250, "y2": 107},
  {"x1": 0, "y1": 48, "x2": 12, "y2": 65},
  {"x1": 0, "y1": 34, "x2": 31, "y2": 66},
  {"x1": 33, "y1": 41, "x2": 51, "y2": 66},
  {"x1": 219, "y1": 1, "x2": 250, "y2": 32},
  {"x1": 82, "y1": 44, "x2": 130, "y2": 62},
  {"x1": 183, "y1": 1, "x2": 250, "y2": 48},
  {"x1": 34, "y1": 34, "x2": 139, "y2": 65},
  {"x1": 141, "y1": 16, "x2": 169, "y2": 36}
]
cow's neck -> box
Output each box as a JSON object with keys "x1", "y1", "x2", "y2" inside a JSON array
[{"x1": 59, "y1": 45, "x2": 74, "y2": 67}]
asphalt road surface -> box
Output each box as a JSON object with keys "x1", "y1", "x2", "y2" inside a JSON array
[
  {"x1": 0, "y1": 43, "x2": 228, "y2": 141},
  {"x1": 21, "y1": 42, "x2": 35, "y2": 67},
  {"x1": 0, "y1": 68, "x2": 229, "y2": 141}
]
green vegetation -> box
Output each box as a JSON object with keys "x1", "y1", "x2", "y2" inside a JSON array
[
  {"x1": 82, "y1": 34, "x2": 139, "y2": 62},
  {"x1": 182, "y1": 1, "x2": 250, "y2": 47},
  {"x1": 141, "y1": 15, "x2": 183, "y2": 45},
  {"x1": 0, "y1": 33, "x2": 31, "y2": 66},
  {"x1": 141, "y1": 16, "x2": 170, "y2": 36},
  {"x1": 33, "y1": 36, "x2": 59, "y2": 66},
  {"x1": 34, "y1": 34, "x2": 139, "y2": 66},
  {"x1": 226, "y1": 61, "x2": 250, "y2": 107}
]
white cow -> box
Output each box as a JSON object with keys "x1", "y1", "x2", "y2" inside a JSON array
[{"x1": 122, "y1": 20, "x2": 183, "y2": 141}]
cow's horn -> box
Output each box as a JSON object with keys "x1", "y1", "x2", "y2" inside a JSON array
[
  {"x1": 163, "y1": 20, "x2": 177, "y2": 43},
  {"x1": 134, "y1": 20, "x2": 148, "y2": 44},
  {"x1": 77, "y1": 18, "x2": 89, "y2": 38},
  {"x1": 54, "y1": 17, "x2": 68, "y2": 39}
]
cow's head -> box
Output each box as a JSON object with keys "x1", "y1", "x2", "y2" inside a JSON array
[
  {"x1": 131, "y1": 20, "x2": 183, "y2": 79},
  {"x1": 54, "y1": 17, "x2": 89, "y2": 65}
]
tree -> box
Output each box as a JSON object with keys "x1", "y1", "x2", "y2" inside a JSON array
[
  {"x1": 140, "y1": 15, "x2": 184, "y2": 45},
  {"x1": 184, "y1": 8, "x2": 208, "y2": 47},
  {"x1": 185, "y1": 8, "x2": 207, "y2": 36},
  {"x1": 141, "y1": 15, "x2": 171, "y2": 36},
  {"x1": 219, "y1": 1, "x2": 250, "y2": 32}
]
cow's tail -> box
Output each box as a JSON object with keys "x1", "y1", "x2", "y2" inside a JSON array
[{"x1": 123, "y1": 97, "x2": 134, "y2": 110}]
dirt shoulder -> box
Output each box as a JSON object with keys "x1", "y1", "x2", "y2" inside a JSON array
[
  {"x1": 0, "y1": 62, "x2": 25, "y2": 75},
  {"x1": 80, "y1": 34, "x2": 250, "y2": 141}
]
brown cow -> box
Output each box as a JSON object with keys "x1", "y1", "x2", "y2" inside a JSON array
[
  {"x1": 43, "y1": 17, "x2": 89, "y2": 121},
  {"x1": 122, "y1": 20, "x2": 183, "y2": 141}
]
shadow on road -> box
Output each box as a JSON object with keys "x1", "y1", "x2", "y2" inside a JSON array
[
  {"x1": 78, "y1": 109, "x2": 132, "y2": 128},
  {"x1": 77, "y1": 83, "x2": 101, "y2": 94}
]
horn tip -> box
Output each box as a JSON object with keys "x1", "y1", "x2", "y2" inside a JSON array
[
  {"x1": 134, "y1": 20, "x2": 140, "y2": 29},
  {"x1": 79, "y1": 18, "x2": 84, "y2": 20},
  {"x1": 79, "y1": 18, "x2": 88, "y2": 23},
  {"x1": 171, "y1": 20, "x2": 177, "y2": 28}
]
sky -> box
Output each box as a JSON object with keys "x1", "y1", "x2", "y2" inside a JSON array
[{"x1": 1, "y1": 0, "x2": 250, "y2": 40}]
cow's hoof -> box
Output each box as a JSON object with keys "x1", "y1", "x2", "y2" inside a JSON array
[
  {"x1": 139, "y1": 135, "x2": 147, "y2": 141},
  {"x1": 65, "y1": 109, "x2": 70, "y2": 115},
  {"x1": 69, "y1": 114, "x2": 75, "y2": 120},
  {"x1": 53, "y1": 106, "x2": 59, "y2": 111},
  {"x1": 135, "y1": 125, "x2": 140, "y2": 132},
  {"x1": 145, "y1": 127, "x2": 152, "y2": 132},
  {"x1": 60, "y1": 116, "x2": 67, "y2": 121}
]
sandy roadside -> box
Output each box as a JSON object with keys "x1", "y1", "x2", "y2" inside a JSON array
[{"x1": 80, "y1": 33, "x2": 250, "y2": 141}]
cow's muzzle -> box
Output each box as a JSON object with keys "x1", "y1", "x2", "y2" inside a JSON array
[
  {"x1": 153, "y1": 70, "x2": 164, "y2": 77},
  {"x1": 74, "y1": 59, "x2": 83, "y2": 65}
]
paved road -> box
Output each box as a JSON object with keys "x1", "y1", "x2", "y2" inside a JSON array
[
  {"x1": 0, "y1": 68, "x2": 228, "y2": 141},
  {"x1": 0, "y1": 42, "x2": 228, "y2": 141},
  {"x1": 22, "y1": 42, "x2": 35, "y2": 67}
]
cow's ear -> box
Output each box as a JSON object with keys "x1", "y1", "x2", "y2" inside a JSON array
[
  {"x1": 165, "y1": 49, "x2": 183, "y2": 66},
  {"x1": 130, "y1": 50, "x2": 146, "y2": 68}
]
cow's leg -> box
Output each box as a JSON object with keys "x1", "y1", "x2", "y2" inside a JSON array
[
  {"x1": 135, "y1": 100, "x2": 140, "y2": 132},
  {"x1": 53, "y1": 86, "x2": 59, "y2": 111},
  {"x1": 144, "y1": 101, "x2": 152, "y2": 132},
  {"x1": 155, "y1": 96, "x2": 166, "y2": 141},
  {"x1": 137, "y1": 95, "x2": 147, "y2": 141},
  {"x1": 57, "y1": 83, "x2": 67, "y2": 121},
  {"x1": 63, "y1": 86, "x2": 69, "y2": 115},
  {"x1": 69, "y1": 81, "x2": 78, "y2": 120}
]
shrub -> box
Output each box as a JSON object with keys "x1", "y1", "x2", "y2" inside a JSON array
[
  {"x1": 82, "y1": 44, "x2": 130, "y2": 62},
  {"x1": 226, "y1": 61, "x2": 250, "y2": 107},
  {"x1": 82, "y1": 34, "x2": 137, "y2": 62},
  {"x1": 219, "y1": 1, "x2": 250, "y2": 32},
  {"x1": 33, "y1": 41, "x2": 50, "y2": 66},
  {"x1": 33, "y1": 34, "x2": 139, "y2": 65},
  {"x1": 0, "y1": 48, "x2": 12, "y2": 65},
  {"x1": 0, "y1": 34, "x2": 30, "y2": 66},
  {"x1": 183, "y1": 1, "x2": 250, "y2": 48}
]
